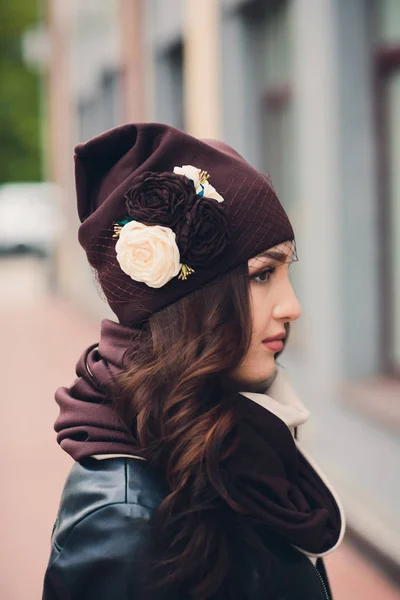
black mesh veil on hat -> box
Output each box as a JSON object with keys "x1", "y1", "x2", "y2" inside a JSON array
[{"x1": 75, "y1": 123, "x2": 297, "y2": 325}]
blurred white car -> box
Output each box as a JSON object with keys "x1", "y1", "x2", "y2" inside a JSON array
[{"x1": 0, "y1": 182, "x2": 64, "y2": 256}]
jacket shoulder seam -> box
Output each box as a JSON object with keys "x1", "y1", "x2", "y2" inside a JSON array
[{"x1": 53, "y1": 500, "x2": 154, "y2": 555}]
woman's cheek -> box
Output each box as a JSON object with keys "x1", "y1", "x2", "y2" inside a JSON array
[{"x1": 250, "y1": 285, "x2": 273, "y2": 338}]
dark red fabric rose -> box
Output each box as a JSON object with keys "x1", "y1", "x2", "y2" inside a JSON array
[
  {"x1": 124, "y1": 172, "x2": 197, "y2": 228},
  {"x1": 176, "y1": 197, "x2": 230, "y2": 267}
]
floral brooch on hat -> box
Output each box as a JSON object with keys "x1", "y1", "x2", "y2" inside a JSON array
[{"x1": 112, "y1": 165, "x2": 229, "y2": 288}]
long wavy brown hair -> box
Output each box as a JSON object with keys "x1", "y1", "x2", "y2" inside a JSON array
[{"x1": 116, "y1": 265, "x2": 290, "y2": 599}]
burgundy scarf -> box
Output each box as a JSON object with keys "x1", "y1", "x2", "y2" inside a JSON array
[{"x1": 55, "y1": 319, "x2": 342, "y2": 555}]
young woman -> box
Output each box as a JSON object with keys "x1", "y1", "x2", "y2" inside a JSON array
[{"x1": 42, "y1": 123, "x2": 345, "y2": 600}]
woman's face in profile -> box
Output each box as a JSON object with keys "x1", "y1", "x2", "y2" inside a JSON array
[{"x1": 232, "y1": 242, "x2": 302, "y2": 390}]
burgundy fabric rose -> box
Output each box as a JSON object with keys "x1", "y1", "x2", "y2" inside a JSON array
[
  {"x1": 177, "y1": 197, "x2": 230, "y2": 267},
  {"x1": 124, "y1": 172, "x2": 197, "y2": 228}
]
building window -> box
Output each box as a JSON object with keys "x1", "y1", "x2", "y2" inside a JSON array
[
  {"x1": 154, "y1": 42, "x2": 184, "y2": 130},
  {"x1": 242, "y1": 0, "x2": 293, "y2": 209},
  {"x1": 259, "y1": 1, "x2": 293, "y2": 215},
  {"x1": 375, "y1": 0, "x2": 400, "y2": 374},
  {"x1": 77, "y1": 69, "x2": 122, "y2": 143}
]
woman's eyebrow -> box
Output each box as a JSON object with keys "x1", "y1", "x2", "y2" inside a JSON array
[{"x1": 257, "y1": 249, "x2": 291, "y2": 263}]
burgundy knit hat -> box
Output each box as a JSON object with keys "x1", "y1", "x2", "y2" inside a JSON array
[{"x1": 75, "y1": 122, "x2": 296, "y2": 325}]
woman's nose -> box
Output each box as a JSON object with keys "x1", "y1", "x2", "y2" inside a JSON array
[{"x1": 272, "y1": 281, "x2": 302, "y2": 323}]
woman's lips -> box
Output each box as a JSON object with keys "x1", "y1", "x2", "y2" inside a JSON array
[{"x1": 262, "y1": 340, "x2": 284, "y2": 352}]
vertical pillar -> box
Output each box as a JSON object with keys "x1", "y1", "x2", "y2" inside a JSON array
[
  {"x1": 119, "y1": 0, "x2": 147, "y2": 122},
  {"x1": 46, "y1": 0, "x2": 74, "y2": 192},
  {"x1": 46, "y1": 0, "x2": 80, "y2": 299},
  {"x1": 183, "y1": 0, "x2": 220, "y2": 138}
]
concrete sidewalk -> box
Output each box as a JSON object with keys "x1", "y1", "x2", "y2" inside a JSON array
[{"x1": 0, "y1": 256, "x2": 399, "y2": 599}]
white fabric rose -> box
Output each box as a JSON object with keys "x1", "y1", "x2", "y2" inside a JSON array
[
  {"x1": 173, "y1": 164, "x2": 224, "y2": 203},
  {"x1": 173, "y1": 165, "x2": 201, "y2": 188},
  {"x1": 115, "y1": 220, "x2": 181, "y2": 288},
  {"x1": 201, "y1": 180, "x2": 224, "y2": 203}
]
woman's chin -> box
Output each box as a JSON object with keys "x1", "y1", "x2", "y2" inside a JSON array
[
  {"x1": 230, "y1": 353, "x2": 278, "y2": 390},
  {"x1": 233, "y1": 368, "x2": 277, "y2": 393}
]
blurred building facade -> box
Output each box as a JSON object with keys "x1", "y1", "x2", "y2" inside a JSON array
[{"x1": 46, "y1": 0, "x2": 400, "y2": 570}]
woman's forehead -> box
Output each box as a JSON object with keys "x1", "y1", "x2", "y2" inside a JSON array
[{"x1": 249, "y1": 241, "x2": 296, "y2": 265}]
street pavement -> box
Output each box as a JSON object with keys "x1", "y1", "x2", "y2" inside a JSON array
[{"x1": 0, "y1": 255, "x2": 399, "y2": 600}]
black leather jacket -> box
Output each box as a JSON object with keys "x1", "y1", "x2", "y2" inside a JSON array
[{"x1": 42, "y1": 457, "x2": 333, "y2": 600}]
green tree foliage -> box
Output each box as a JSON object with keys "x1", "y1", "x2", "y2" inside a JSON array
[{"x1": 0, "y1": 0, "x2": 41, "y2": 183}]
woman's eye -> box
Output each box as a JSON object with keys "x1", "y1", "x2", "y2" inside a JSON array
[{"x1": 252, "y1": 267, "x2": 275, "y2": 284}]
